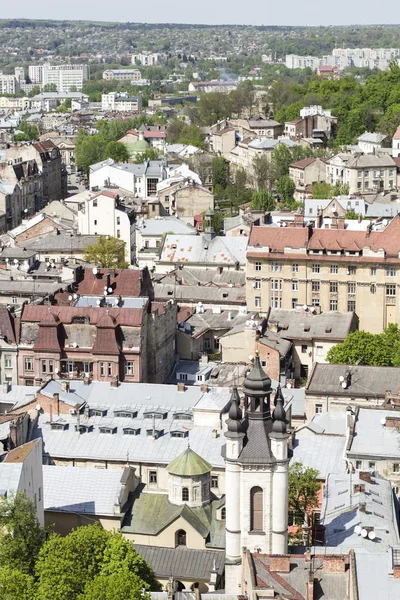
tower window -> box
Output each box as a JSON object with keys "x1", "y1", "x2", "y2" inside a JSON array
[
  {"x1": 182, "y1": 487, "x2": 189, "y2": 502},
  {"x1": 221, "y1": 507, "x2": 226, "y2": 520},
  {"x1": 250, "y1": 486, "x2": 263, "y2": 531},
  {"x1": 176, "y1": 529, "x2": 187, "y2": 546}
]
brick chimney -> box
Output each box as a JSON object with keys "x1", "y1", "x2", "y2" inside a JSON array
[
  {"x1": 83, "y1": 377, "x2": 90, "y2": 386},
  {"x1": 337, "y1": 216, "x2": 345, "y2": 229},
  {"x1": 323, "y1": 556, "x2": 347, "y2": 572},
  {"x1": 359, "y1": 502, "x2": 366, "y2": 513},
  {"x1": 359, "y1": 471, "x2": 372, "y2": 483},
  {"x1": 307, "y1": 574, "x2": 314, "y2": 600},
  {"x1": 61, "y1": 381, "x2": 70, "y2": 393},
  {"x1": 110, "y1": 377, "x2": 118, "y2": 388},
  {"x1": 200, "y1": 384, "x2": 208, "y2": 392},
  {"x1": 177, "y1": 382, "x2": 185, "y2": 392},
  {"x1": 53, "y1": 392, "x2": 60, "y2": 415},
  {"x1": 269, "y1": 556, "x2": 291, "y2": 573},
  {"x1": 385, "y1": 416, "x2": 400, "y2": 428},
  {"x1": 294, "y1": 213, "x2": 304, "y2": 227},
  {"x1": 394, "y1": 566, "x2": 400, "y2": 579}
]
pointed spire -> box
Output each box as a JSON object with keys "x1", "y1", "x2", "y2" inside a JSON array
[
  {"x1": 272, "y1": 385, "x2": 287, "y2": 433},
  {"x1": 227, "y1": 386, "x2": 243, "y2": 433},
  {"x1": 242, "y1": 351, "x2": 271, "y2": 398}
]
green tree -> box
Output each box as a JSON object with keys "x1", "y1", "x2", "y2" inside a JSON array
[
  {"x1": 212, "y1": 156, "x2": 229, "y2": 201},
  {"x1": 252, "y1": 154, "x2": 276, "y2": 190},
  {"x1": 43, "y1": 83, "x2": 57, "y2": 92},
  {"x1": 250, "y1": 189, "x2": 275, "y2": 211},
  {"x1": 272, "y1": 144, "x2": 296, "y2": 179},
  {"x1": 15, "y1": 119, "x2": 38, "y2": 142},
  {"x1": 326, "y1": 325, "x2": 400, "y2": 366},
  {"x1": 27, "y1": 85, "x2": 41, "y2": 98},
  {"x1": 275, "y1": 175, "x2": 295, "y2": 205},
  {"x1": 80, "y1": 570, "x2": 149, "y2": 600},
  {"x1": 198, "y1": 92, "x2": 232, "y2": 124},
  {"x1": 178, "y1": 124, "x2": 205, "y2": 149},
  {"x1": 75, "y1": 131, "x2": 106, "y2": 175},
  {"x1": 0, "y1": 566, "x2": 37, "y2": 600},
  {"x1": 312, "y1": 181, "x2": 335, "y2": 199},
  {"x1": 84, "y1": 236, "x2": 129, "y2": 268},
  {"x1": 0, "y1": 492, "x2": 48, "y2": 577},
  {"x1": 288, "y1": 462, "x2": 320, "y2": 528},
  {"x1": 104, "y1": 141, "x2": 130, "y2": 163},
  {"x1": 134, "y1": 147, "x2": 160, "y2": 163}
]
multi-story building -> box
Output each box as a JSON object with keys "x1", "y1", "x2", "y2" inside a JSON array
[
  {"x1": 289, "y1": 157, "x2": 327, "y2": 200},
  {"x1": 132, "y1": 52, "x2": 160, "y2": 66},
  {"x1": 28, "y1": 64, "x2": 89, "y2": 92},
  {"x1": 0, "y1": 73, "x2": 19, "y2": 95},
  {"x1": 101, "y1": 92, "x2": 142, "y2": 112},
  {"x1": 103, "y1": 69, "x2": 141, "y2": 81},
  {"x1": 0, "y1": 157, "x2": 43, "y2": 228},
  {"x1": 14, "y1": 67, "x2": 25, "y2": 83},
  {"x1": 89, "y1": 159, "x2": 168, "y2": 198},
  {"x1": 343, "y1": 154, "x2": 397, "y2": 194},
  {"x1": 246, "y1": 216, "x2": 400, "y2": 334},
  {"x1": 325, "y1": 152, "x2": 353, "y2": 187},
  {"x1": 393, "y1": 125, "x2": 400, "y2": 158}
]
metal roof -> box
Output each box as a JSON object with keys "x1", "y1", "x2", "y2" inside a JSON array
[
  {"x1": 348, "y1": 408, "x2": 400, "y2": 459},
  {"x1": 134, "y1": 545, "x2": 225, "y2": 580},
  {"x1": 160, "y1": 235, "x2": 247, "y2": 266},
  {"x1": 167, "y1": 447, "x2": 212, "y2": 476},
  {"x1": 291, "y1": 434, "x2": 346, "y2": 479},
  {"x1": 306, "y1": 364, "x2": 400, "y2": 398},
  {"x1": 136, "y1": 217, "x2": 197, "y2": 237}
]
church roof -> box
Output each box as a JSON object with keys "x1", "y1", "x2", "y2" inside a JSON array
[
  {"x1": 242, "y1": 354, "x2": 271, "y2": 398},
  {"x1": 166, "y1": 446, "x2": 212, "y2": 477}
]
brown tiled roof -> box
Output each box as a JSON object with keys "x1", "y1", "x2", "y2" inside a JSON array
[
  {"x1": 0, "y1": 306, "x2": 16, "y2": 344},
  {"x1": 21, "y1": 305, "x2": 143, "y2": 327},
  {"x1": 77, "y1": 268, "x2": 142, "y2": 297},
  {"x1": 33, "y1": 140, "x2": 56, "y2": 153},
  {"x1": 92, "y1": 315, "x2": 119, "y2": 355},
  {"x1": 4, "y1": 439, "x2": 38, "y2": 463},
  {"x1": 33, "y1": 312, "x2": 61, "y2": 352},
  {"x1": 249, "y1": 227, "x2": 309, "y2": 252},
  {"x1": 290, "y1": 158, "x2": 316, "y2": 169}
]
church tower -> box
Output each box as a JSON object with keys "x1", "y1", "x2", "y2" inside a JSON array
[{"x1": 223, "y1": 355, "x2": 289, "y2": 594}]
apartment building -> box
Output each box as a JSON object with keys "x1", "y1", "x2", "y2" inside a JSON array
[
  {"x1": 103, "y1": 69, "x2": 141, "y2": 81},
  {"x1": 89, "y1": 159, "x2": 168, "y2": 197},
  {"x1": 289, "y1": 157, "x2": 326, "y2": 200},
  {"x1": 246, "y1": 216, "x2": 400, "y2": 334},
  {"x1": 325, "y1": 152, "x2": 353, "y2": 186},
  {"x1": 132, "y1": 52, "x2": 160, "y2": 66},
  {"x1": 0, "y1": 157, "x2": 43, "y2": 228},
  {"x1": 0, "y1": 73, "x2": 20, "y2": 95},
  {"x1": 28, "y1": 64, "x2": 90, "y2": 91},
  {"x1": 101, "y1": 92, "x2": 142, "y2": 112},
  {"x1": 343, "y1": 154, "x2": 397, "y2": 194}
]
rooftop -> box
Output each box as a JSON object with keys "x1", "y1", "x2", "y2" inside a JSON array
[
  {"x1": 268, "y1": 308, "x2": 356, "y2": 341},
  {"x1": 306, "y1": 363, "x2": 400, "y2": 398},
  {"x1": 348, "y1": 407, "x2": 400, "y2": 459},
  {"x1": 160, "y1": 235, "x2": 247, "y2": 267}
]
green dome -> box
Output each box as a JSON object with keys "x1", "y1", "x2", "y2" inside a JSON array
[
  {"x1": 166, "y1": 447, "x2": 212, "y2": 477},
  {"x1": 131, "y1": 139, "x2": 150, "y2": 152}
]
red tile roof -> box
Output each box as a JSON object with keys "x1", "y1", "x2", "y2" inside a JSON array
[
  {"x1": 290, "y1": 158, "x2": 316, "y2": 169},
  {"x1": 77, "y1": 268, "x2": 142, "y2": 297},
  {"x1": 393, "y1": 125, "x2": 400, "y2": 140},
  {"x1": 249, "y1": 227, "x2": 310, "y2": 252}
]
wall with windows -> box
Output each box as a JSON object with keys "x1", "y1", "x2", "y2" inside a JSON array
[{"x1": 0, "y1": 344, "x2": 18, "y2": 386}]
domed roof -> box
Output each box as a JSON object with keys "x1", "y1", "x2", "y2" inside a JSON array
[
  {"x1": 227, "y1": 387, "x2": 244, "y2": 433},
  {"x1": 272, "y1": 385, "x2": 287, "y2": 434},
  {"x1": 166, "y1": 447, "x2": 212, "y2": 477},
  {"x1": 242, "y1": 354, "x2": 271, "y2": 398},
  {"x1": 131, "y1": 139, "x2": 150, "y2": 152}
]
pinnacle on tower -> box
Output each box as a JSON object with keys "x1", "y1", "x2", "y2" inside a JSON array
[{"x1": 272, "y1": 385, "x2": 287, "y2": 434}]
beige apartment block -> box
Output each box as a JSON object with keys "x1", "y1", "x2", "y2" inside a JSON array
[{"x1": 246, "y1": 216, "x2": 400, "y2": 334}]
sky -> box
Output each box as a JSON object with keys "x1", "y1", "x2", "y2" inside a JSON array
[{"x1": 2, "y1": 0, "x2": 400, "y2": 27}]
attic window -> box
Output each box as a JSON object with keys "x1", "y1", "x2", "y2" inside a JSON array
[
  {"x1": 171, "y1": 244, "x2": 177, "y2": 249},
  {"x1": 113, "y1": 410, "x2": 138, "y2": 419},
  {"x1": 72, "y1": 316, "x2": 89, "y2": 324},
  {"x1": 222, "y1": 293, "x2": 228, "y2": 298},
  {"x1": 168, "y1": 291, "x2": 173, "y2": 295},
  {"x1": 75, "y1": 424, "x2": 93, "y2": 433},
  {"x1": 325, "y1": 327, "x2": 332, "y2": 333},
  {"x1": 89, "y1": 408, "x2": 107, "y2": 417},
  {"x1": 170, "y1": 430, "x2": 188, "y2": 438},
  {"x1": 173, "y1": 412, "x2": 193, "y2": 420},
  {"x1": 123, "y1": 427, "x2": 141, "y2": 435},
  {"x1": 146, "y1": 429, "x2": 164, "y2": 439},
  {"x1": 50, "y1": 422, "x2": 68, "y2": 431},
  {"x1": 304, "y1": 326, "x2": 310, "y2": 332},
  {"x1": 99, "y1": 426, "x2": 117, "y2": 434},
  {"x1": 144, "y1": 411, "x2": 168, "y2": 420}
]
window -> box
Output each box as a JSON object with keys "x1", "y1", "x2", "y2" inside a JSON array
[
  {"x1": 393, "y1": 463, "x2": 400, "y2": 473},
  {"x1": 204, "y1": 337, "x2": 211, "y2": 350},
  {"x1": 254, "y1": 279, "x2": 261, "y2": 290},
  {"x1": 11, "y1": 296, "x2": 18, "y2": 305},
  {"x1": 271, "y1": 279, "x2": 282, "y2": 291},
  {"x1": 38, "y1": 487, "x2": 41, "y2": 502},
  {"x1": 348, "y1": 300, "x2": 356, "y2": 312},
  {"x1": 357, "y1": 182, "x2": 362, "y2": 189},
  {"x1": 124, "y1": 361, "x2": 134, "y2": 376},
  {"x1": 4, "y1": 355, "x2": 11, "y2": 369},
  {"x1": 292, "y1": 280, "x2": 298, "y2": 292},
  {"x1": 312, "y1": 281, "x2": 320, "y2": 292},
  {"x1": 330, "y1": 300, "x2": 338, "y2": 311},
  {"x1": 292, "y1": 263, "x2": 299, "y2": 273},
  {"x1": 176, "y1": 530, "x2": 187, "y2": 546},
  {"x1": 348, "y1": 266, "x2": 357, "y2": 275},
  {"x1": 348, "y1": 282, "x2": 356, "y2": 295},
  {"x1": 211, "y1": 475, "x2": 219, "y2": 488},
  {"x1": 330, "y1": 264, "x2": 338, "y2": 274},
  {"x1": 117, "y1": 216, "x2": 120, "y2": 225},
  {"x1": 387, "y1": 267, "x2": 396, "y2": 277},
  {"x1": 255, "y1": 296, "x2": 261, "y2": 308},
  {"x1": 271, "y1": 296, "x2": 282, "y2": 308},
  {"x1": 182, "y1": 487, "x2": 189, "y2": 502},
  {"x1": 312, "y1": 298, "x2": 320, "y2": 307},
  {"x1": 149, "y1": 470, "x2": 157, "y2": 484},
  {"x1": 24, "y1": 357, "x2": 33, "y2": 372},
  {"x1": 355, "y1": 460, "x2": 362, "y2": 470},
  {"x1": 316, "y1": 346, "x2": 323, "y2": 356},
  {"x1": 107, "y1": 363, "x2": 112, "y2": 376},
  {"x1": 179, "y1": 373, "x2": 188, "y2": 381},
  {"x1": 312, "y1": 264, "x2": 320, "y2": 273},
  {"x1": 41, "y1": 360, "x2": 47, "y2": 374},
  {"x1": 301, "y1": 345, "x2": 308, "y2": 354},
  {"x1": 94, "y1": 219, "x2": 97, "y2": 225},
  {"x1": 386, "y1": 285, "x2": 396, "y2": 296},
  {"x1": 93, "y1": 199, "x2": 98, "y2": 207},
  {"x1": 271, "y1": 262, "x2": 282, "y2": 272},
  {"x1": 250, "y1": 486, "x2": 263, "y2": 531},
  {"x1": 330, "y1": 282, "x2": 338, "y2": 294},
  {"x1": 221, "y1": 507, "x2": 226, "y2": 520},
  {"x1": 100, "y1": 363, "x2": 105, "y2": 377},
  {"x1": 369, "y1": 461, "x2": 376, "y2": 470},
  {"x1": 315, "y1": 404, "x2": 322, "y2": 414},
  {"x1": 117, "y1": 230, "x2": 121, "y2": 238},
  {"x1": 292, "y1": 298, "x2": 298, "y2": 309},
  {"x1": 255, "y1": 262, "x2": 261, "y2": 272}
]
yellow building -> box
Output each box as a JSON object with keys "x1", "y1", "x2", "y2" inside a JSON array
[{"x1": 246, "y1": 216, "x2": 400, "y2": 334}]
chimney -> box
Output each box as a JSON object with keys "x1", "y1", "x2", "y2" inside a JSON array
[
  {"x1": 269, "y1": 556, "x2": 291, "y2": 573},
  {"x1": 337, "y1": 216, "x2": 345, "y2": 229},
  {"x1": 106, "y1": 272, "x2": 111, "y2": 289},
  {"x1": 216, "y1": 266, "x2": 223, "y2": 275},
  {"x1": 307, "y1": 574, "x2": 314, "y2": 600},
  {"x1": 211, "y1": 429, "x2": 218, "y2": 438},
  {"x1": 359, "y1": 471, "x2": 373, "y2": 483},
  {"x1": 200, "y1": 384, "x2": 208, "y2": 392},
  {"x1": 110, "y1": 377, "x2": 118, "y2": 388},
  {"x1": 354, "y1": 483, "x2": 365, "y2": 493},
  {"x1": 83, "y1": 377, "x2": 90, "y2": 385},
  {"x1": 61, "y1": 381, "x2": 70, "y2": 393},
  {"x1": 50, "y1": 404, "x2": 53, "y2": 423},
  {"x1": 177, "y1": 382, "x2": 185, "y2": 392},
  {"x1": 385, "y1": 416, "x2": 400, "y2": 428},
  {"x1": 359, "y1": 502, "x2": 366, "y2": 513},
  {"x1": 294, "y1": 213, "x2": 304, "y2": 227},
  {"x1": 53, "y1": 392, "x2": 60, "y2": 415},
  {"x1": 331, "y1": 217, "x2": 338, "y2": 229}
]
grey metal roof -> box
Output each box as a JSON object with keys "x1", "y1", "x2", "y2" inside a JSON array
[
  {"x1": 348, "y1": 408, "x2": 400, "y2": 459},
  {"x1": 358, "y1": 132, "x2": 388, "y2": 144},
  {"x1": 181, "y1": 309, "x2": 257, "y2": 338},
  {"x1": 134, "y1": 545, "x2": 225, "y2": 580},
  {"x1": 346, "y1": 154, "x2": 396, "y2": 168},
  {"x1": 1, "y1": 385, "x2": 40, "y2": 410},
  {"x1": 320, "y1": 472, "x2": 399, "y2": 552},
  {"x1": 75, "y1": 296, "x2": 148, "y2": 309},
  {"x1": 0, "y1": 279, "x2": 63, "y2": 296},
  {"x1": 306, "y1": 364, "x2": 400, "y2": 398},
  {"x1": 137, "y1": 217, "x2": 197, "y2": 237},
  {"x1": 0, "y1": 463, "x2": 22, "y2": 494},
  {"x1": 23, "y1": 233, "x2": 98, "y2": 252},
  {"x1": 248, "y1": 138, "x2": 298, "y2": 150},
  {"x1": 297, "y1": 411, "x2": 346, "y2": 435},
  {"x1": 160, "y1": 235, "x2": 247, "y2": 267},
  {"x1": 154, "y1": 283, "x2": 246, "y2": 305},
  {"x1": 355, "y1": 550, "x2": 400, "y2": 600},
  {"x1": 291, "y1": 433, "x2": 346, "y2": 479},
  {"x1": 43, "y1": 465, "x2": 125, "y2": 515},
  {"x1": 269, "y1": 309, "x2": 356, "y2": 341}
]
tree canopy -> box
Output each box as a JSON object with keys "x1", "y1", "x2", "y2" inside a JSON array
[
  {"x1": 250, "y1": 189, "x2": 275, "y2": 211},
  {"x1": 326, "y1": 324, "x2": 400, "y2": 366},
  {"x1": 84, "y1": 236, "x2": 129, "y2": 269},
  {"x1": 288, "y1": 462, "x2": 320, "y2": 527}
]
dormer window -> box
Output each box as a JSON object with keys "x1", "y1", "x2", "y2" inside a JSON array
[
  {"x1": 99, "y1": 426, "x2": 117, "y2": 434},
  {"x1": 170, "y1": 430, "x2": 188, "y2": 438},
  {"x1": 123, "y1": 427, "x2": 141, "y2": 435},
  {"x1": 113, "y1": 410, "x2": 138, "y2": 419},
  {"x1": 50, "y1": 422, "x2": 68, "y2": 431},
  {"x1": 72, "y1": 316, "x2": 89, "y2": 324},
  {"x1": 89, "y1": 408, "x2": 107, "y2": 417}
]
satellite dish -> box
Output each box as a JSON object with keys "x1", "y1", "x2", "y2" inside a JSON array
[
  {"x1": 35, "y1": 404, "x2": 41, "y2": 411},
  {"x1": 303, "y1": 304, "x2": 308, "y2": 310},
  {"x1": 339, "y1": 375, "x2": 345, "y2": 382},
  {"x1": 380, "y1": 417, "x2": 386, "y2": 426},
  {"x1": 68, "y1": 295, "x2": 73, "y2": 301},
  {"x1": 361, "y1": 529, "x2": 368, "y2": 538},
  {"x1": 108, "y1": 287, "x2": 112, "y2": 293},
  {"x1": 72, "y1": 342, "x2": 78, "y2": 348},
  {"x1": 5, "y1": 257, "x2": 9, "y2": 262},
  {"x1": 286, "y1": 383, "x2": 292, "y2": 389},
  {"x1": 92, "y1": 267, "x2": 98, "y2": 275},
  {"x1": 354, "y1": 525, "x2": 362, "y2": 535},
  {"x1": 73, "y1": 293, "x2": 78, "y2": 300},
  {"x1": 342, "y1": 381, "x2": 347, "y2": 389},
  {"x1": 368, "y1": 530, "x2": 376, "y2": 541},
  {"x1": 96, "y1": 299, "x2": 101, "y2": 306}
]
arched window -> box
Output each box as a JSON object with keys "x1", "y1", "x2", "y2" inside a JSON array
[
  {"x1": 250, "y1": 486, "x2": 263, "y2": 531},
  {"x1": 176, "y1": 529, "x2": 187, "y2": 546},
  {"x1": 182, "y1": 487, "x2": 189, "y2": 502},
  {"x1": 221, "y1": 507, "x2": 226, "y2": 520}
]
